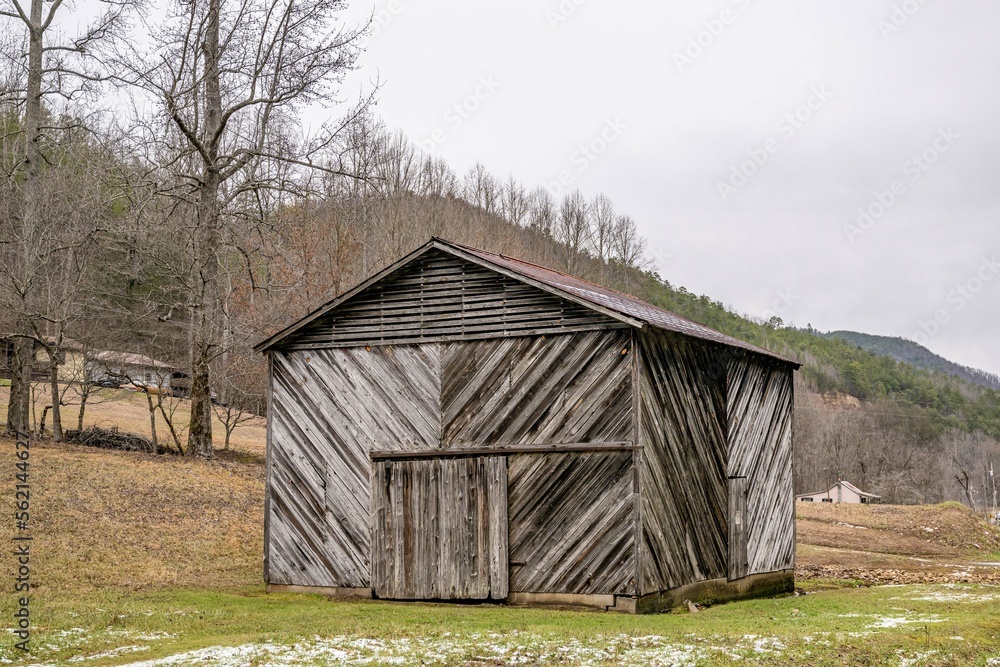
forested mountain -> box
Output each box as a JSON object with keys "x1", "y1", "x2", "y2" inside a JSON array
[{"x1": 823, "y1": 331, "x2": 1000, "y2": 391}]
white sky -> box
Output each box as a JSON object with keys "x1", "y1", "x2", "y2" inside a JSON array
[{"x1": 339, "y1": 0, "x2": 1000, "y2": 376}]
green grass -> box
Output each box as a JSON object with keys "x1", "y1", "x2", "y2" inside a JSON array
[{"x1": 7, "y1": 583, "x2": 1000, "y2": 666}]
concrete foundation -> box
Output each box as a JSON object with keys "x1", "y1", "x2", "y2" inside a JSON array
[{"x1": 265, "y1": 570, "x2": 794, "y2": 614}]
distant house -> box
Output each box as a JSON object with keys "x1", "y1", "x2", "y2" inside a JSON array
[
  {"x1": 796, "y1": 481, "x2": 881, "y2": 504},
  {"x1": 87, "y1": 351, "x2": 179, "y2": 391},
  {"x1": 1, "y1": 335, "x2": 76, "y2": 380}
]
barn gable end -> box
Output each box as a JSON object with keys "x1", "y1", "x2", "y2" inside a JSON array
[{"x1": 275, "y1": 248, "x2": 626, "y2": 350}]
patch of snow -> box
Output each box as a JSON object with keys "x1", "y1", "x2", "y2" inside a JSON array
[
  {"x1": 67, "y1": 645, "x2": 150, "y2": 662},
  {"x1": 111, "y1": 632, "x2": 789, "y2": 667},
  {"x1": 869, "y1": 615, "x2": 944, "y2": 629},
  {"x1": 898, "y1": 650, "x2": 938, "y2": 666},
  {"x1": 905, "y1": 590, "x2": 999, "y2": 603}
]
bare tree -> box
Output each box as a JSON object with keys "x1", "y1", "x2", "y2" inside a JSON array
[
  {"x1": 500, "y1": 174, "x2": 529, "y2": 227},
  {"x1": 555, "y1": 189, "x2": 590, "y2": 273},
  {"x1": 589, "y1": 193, "x2": 615, "y2": 263},
  {"x1": 0, "y1": 0, "x2": 129, "y2": 438},
  {"x1": 610, "y1": 214, "x2": 645, "y2": 270},
  {"x1": 116, "y1": 0, "x2": 370, "y2": 456},
  {"x1": 527, "y1": 187, "x2": 556, "y2": 238}
]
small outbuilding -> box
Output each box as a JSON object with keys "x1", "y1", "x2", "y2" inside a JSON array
[
  {"x1": 254, "y1": 238, "x2": 800, "y2": 612},
  {"x1": 797, "y1": 481, "x2": 881, "y2": 504}
]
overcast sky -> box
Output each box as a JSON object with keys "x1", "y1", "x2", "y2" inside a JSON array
[{"x1": 336, "y1": 0, "x2": 1000, "y2": 376}]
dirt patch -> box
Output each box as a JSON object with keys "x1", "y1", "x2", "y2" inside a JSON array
[
  {"x1": 796, "y1": 501, "x2": 1000, "y2": 585},
  {"x1": 797, "y1": 501, "x2": 1000, "y2": 553},
  {"x1": 796, "y1": 564, "x2": 1000, "y2": 586}
]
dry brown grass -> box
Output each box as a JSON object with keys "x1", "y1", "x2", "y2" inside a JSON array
[
  {"x1": 796, "y1": 500, "x2": 1000, "y2": 556},
  {"x1": 0, "y1": 383, "x2": 266, "y2": 456},
  {"x1": 795, "y1": 500, "x2": 1000, "y2": 585},
  {"x1": 0, "y1": 437, "x2": 264, "y2": 594}
]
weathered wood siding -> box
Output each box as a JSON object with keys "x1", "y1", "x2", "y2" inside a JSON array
[
  {"x1": 637, "y1": 331, "x2": 729, "y2": 594},
  {"x1": 442, "y1": 330, "x2": 634, "y2": 447},
  {"x1": 371, "y1": 456, "x2": 508, "y2": 600},
  {"x1": 728, "y1": 476, "x2": 748, "y2": 580},
  {"x1": 267, "y1": 329, "x2": 634, "y2": 591},
  {"x1": 279, "y1": 249, "x2": 623, "y2": 349},
  {"x1": 727, "y1": 354, "x2": 794, "y2": 575},
  {"x1": 267, "y1": 345, "x2": 441, "y2": 587},
  {"x1": 508, "y1": 451, "x2": 636, "y2": 595}
]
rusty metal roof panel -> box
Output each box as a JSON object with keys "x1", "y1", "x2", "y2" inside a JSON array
[{"x1": 444, "y1": 240, "x2": 797, "y2": 365}]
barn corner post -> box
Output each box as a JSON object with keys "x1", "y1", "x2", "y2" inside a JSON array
[
  {"x1": 262, "y1": 351, "x2": 273, "y2": 587},
  {"x1": 630, "y1": 326, "x2": 642, "y2": 607},
  {"x1": 789, "y1": 366, "x2": 797, "y2": 575}
]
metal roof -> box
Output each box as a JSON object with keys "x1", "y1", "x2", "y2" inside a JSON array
[
  {"x1": 443, "y1": 239, "x2": 797, "y2": 365},
  {"x1": 92, "y1": 350, "x2": 176, "y2": 370},
  {"x1": 796, "y1": 481, "x2": 881, "y2": 499},
  {"x1": 255, "y1": 238, "x2": 799, "y2": 366}
]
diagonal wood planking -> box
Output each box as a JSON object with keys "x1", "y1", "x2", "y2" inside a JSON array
[
  {"x1": 637, "y1": 330, "x2": 730, "y2": 594},
  {"x1": 508, "y1": 451, "x2": 636, "y2": 595},
  {"x1": 442, "y1": 330, "x2": 634, "y2": 447},
  {"x1": 268, "y1": 344, "x2": 442, "y2": 588},
  {"x1": 727, "y1": 354, "x2": 795, "y2": 575}
]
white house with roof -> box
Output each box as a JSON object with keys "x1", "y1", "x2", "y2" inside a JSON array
[
  {"x1": 86, "y1": 351, "x2": 178, "y2": 390},
  {"x1": 796, "y1": 480, "x2": 881, "y2": 504}
]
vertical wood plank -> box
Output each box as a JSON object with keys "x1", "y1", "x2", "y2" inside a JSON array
[
  {"x1": 488, "y1": 456, "x2": 509, "y2": 598},
  {"x1": 728, "y1": 476, "x2": 748, "y2": 580},
  {"x1": 372, "y1": 456, "x2": 508, "y2": 600}
]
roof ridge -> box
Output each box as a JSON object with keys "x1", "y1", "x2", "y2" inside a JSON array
[{"x1": 438, "y1": 237, "x2": 661, "y2": 304}]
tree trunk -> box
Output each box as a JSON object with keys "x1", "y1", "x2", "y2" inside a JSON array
[
  {"x1": 77, "y1": 386, "x2": 88, "y2": 432},
  {"x1": 187, "y1": 338, "x2": 214, "y2": 456},
  {"x1": 6, "y1": 0, "x2": 44, "y2": 439},
  {"x1": 144, "y1": 389, "x2": 159, "y2": 451},
  {"x1": 186, "y1": 0, "x2": 222, "y2": 458},
  {"x1": 49, "y1": 357, "x2": 62, "y2": 442},
  {"x1": 39, "y1": 404, "x2": 49, "y2": 436},
  {"x1": 6, "y1": 338, "x2": 33, "y2": 437}
]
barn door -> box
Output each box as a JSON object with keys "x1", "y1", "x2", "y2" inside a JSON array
[
  {"x1": 728, "y1": 476, "x2": 748, "y2": 580},
  {"x1": 371, "y1": 456, "x2": 508, "y2": 600}
]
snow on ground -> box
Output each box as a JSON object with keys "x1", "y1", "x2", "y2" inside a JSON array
[{"x1": 106, "y1": 632, "x2": 800, "y2": 667}]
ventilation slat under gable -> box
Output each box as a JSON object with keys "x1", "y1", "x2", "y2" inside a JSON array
[{"x1": 278, "y1": 250, "x2": 624, "y2": 349}]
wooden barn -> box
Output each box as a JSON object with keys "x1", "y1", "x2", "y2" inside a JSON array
[{"x1": 254, "y1": 238, "x2": 799, "y2": 613}]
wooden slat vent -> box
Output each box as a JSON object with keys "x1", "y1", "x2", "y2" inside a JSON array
[{"x1": 278, "y1": 250, "x2": 621, "y2": 349}]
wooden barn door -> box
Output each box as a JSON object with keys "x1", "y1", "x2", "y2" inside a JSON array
[
  {"x1": 371, "y1": 456, "x2": 508, "y2": 600},
  {"x1": 728, "y1": 476, "x2": 748, "y2": 580}
]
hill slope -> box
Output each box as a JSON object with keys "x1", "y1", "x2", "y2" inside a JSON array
[{"x1": 824, "y1": 330, "x2": 1000, "y2": 391}]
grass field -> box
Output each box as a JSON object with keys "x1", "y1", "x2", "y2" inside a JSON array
[
  {"x1": 6, "y1": 582, "x2": 1000, "y2": 666},
  {"x1": 2, "y1": 389, "x2": 1000, "y2": 665}
]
